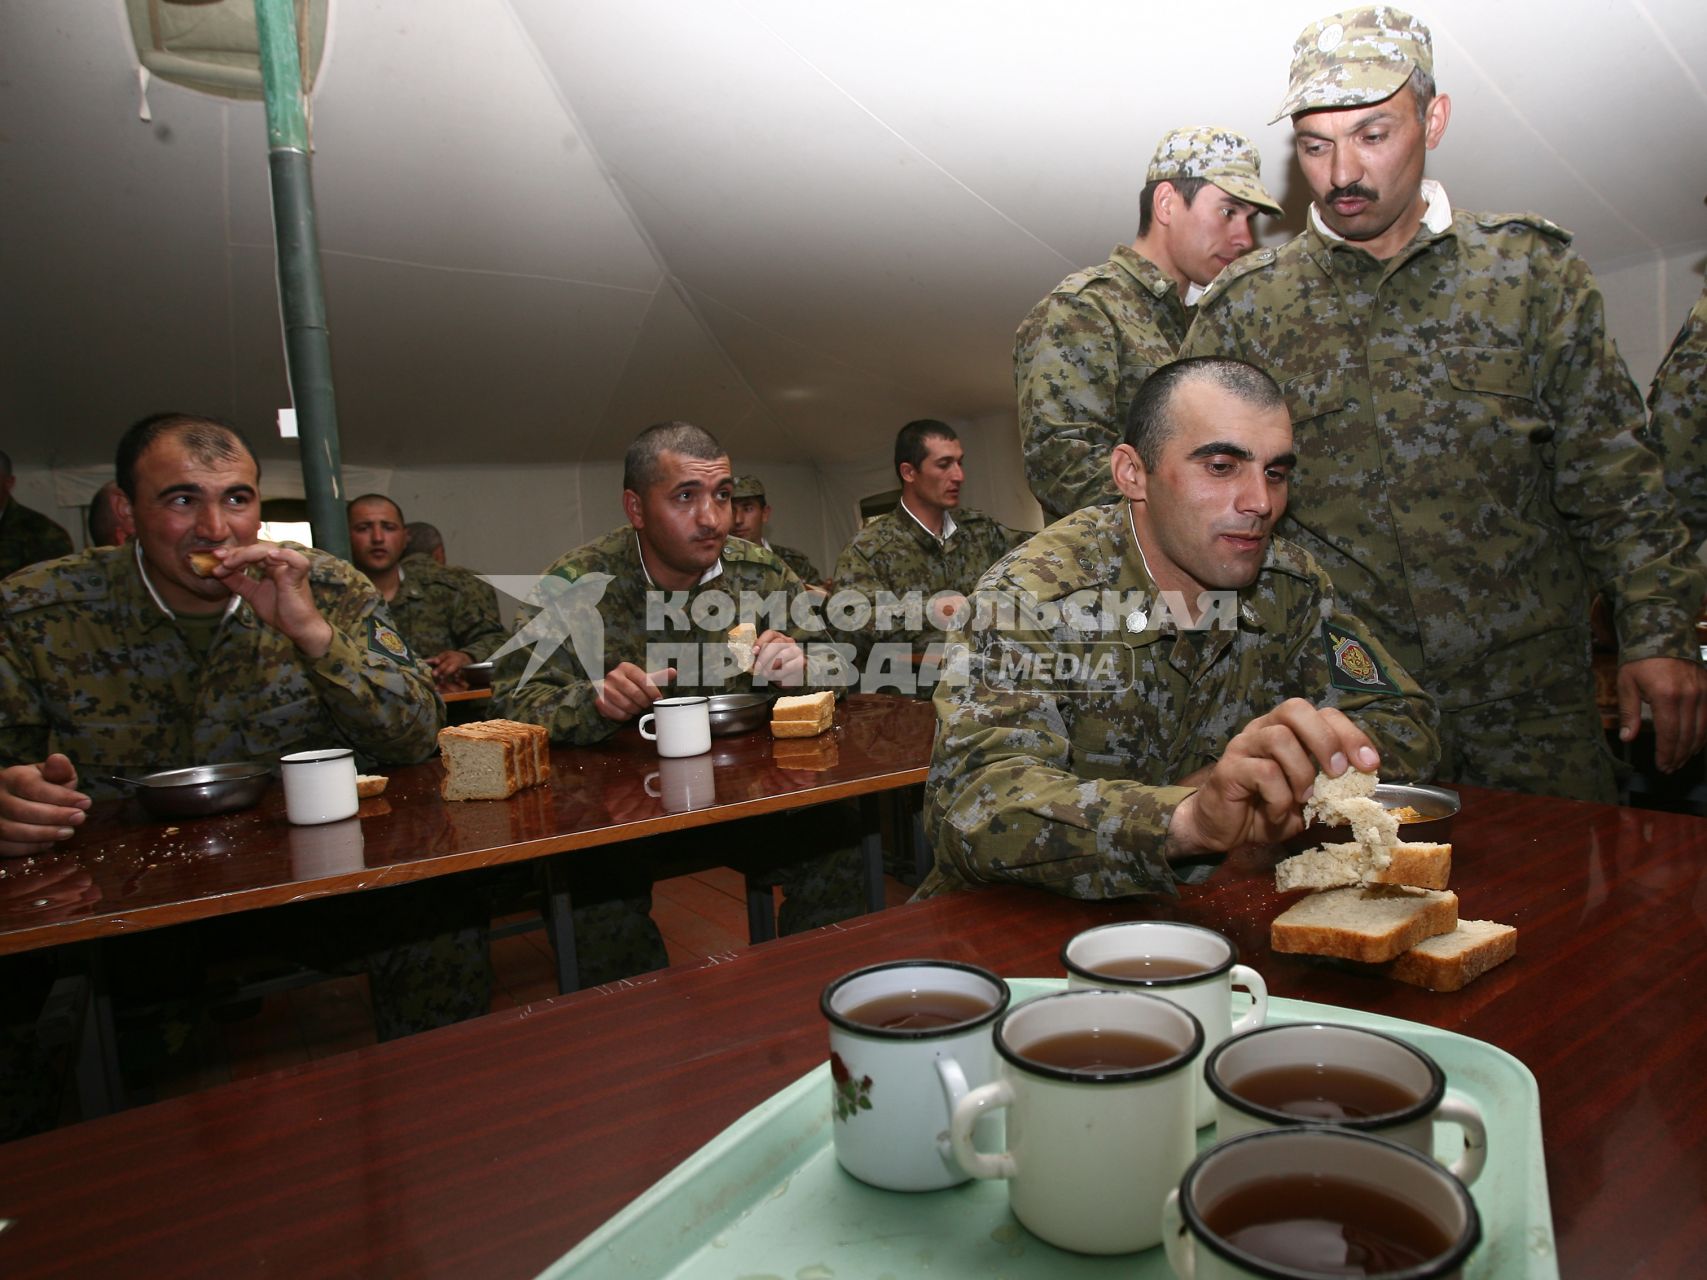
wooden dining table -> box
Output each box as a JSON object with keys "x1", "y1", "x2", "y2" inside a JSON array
[{"x1": 0, "y1": 783, "x2": 1700, "y2": 1277}]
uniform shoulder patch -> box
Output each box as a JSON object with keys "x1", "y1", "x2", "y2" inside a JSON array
[
  {"x1": 1323, "y1": 620, "x2": 1398, "y2": 694},
  {"x1": 368, "y1": 616, "x2": 413, "y2": 662},
  {"x1": 1473, "y1": 210, "x2": 1571, "y2": 243}
]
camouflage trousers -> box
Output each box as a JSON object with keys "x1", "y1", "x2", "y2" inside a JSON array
[{"x1": 1436, "y1": 674, "x2": 1617, "y2": 803}]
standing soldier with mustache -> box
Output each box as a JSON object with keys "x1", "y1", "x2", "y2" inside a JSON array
[{"x1": 1181, "y1": 6, "x2": 1706, "y2": 800}]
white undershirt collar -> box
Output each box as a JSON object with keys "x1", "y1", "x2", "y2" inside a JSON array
[
  {"x1": 135, "y1": 540, "x2": 242, "y2": 621},
  {"x1": 900, "y1": 496, "x2": 956, "y2": 545}
]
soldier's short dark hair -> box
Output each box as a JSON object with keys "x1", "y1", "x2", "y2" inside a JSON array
[
  {"x1": 1124, "y1": 358, "x2": 1286, "y2": 470},
  {"x1": 405, "y1": 521, "x2": 443, "y2": 558},
  {"x1": 347, "y1": 493, "x2": 405, "y2": 523},
  {"x1": 623, "y1": 421, "x2": 726, "y2": 494},
  {"x1": 894, "y1": 419, "x2": 958, "y2": 479},
  {"x1": 1136, "y1": 175, "x2": 1211, "y2": 239},
  {"x1": 1407, "y1": 67, "x2": 1435, "y2": 121},
  {"x1": 115, "y1": 412, "x2": 261, "y2": 501}
]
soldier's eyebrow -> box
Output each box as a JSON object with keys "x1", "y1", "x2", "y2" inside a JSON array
[
  {"x1": 1296, "y1": 106, "x2": 1397, "y2": 141},
  {"x1": 156, "y1": 481, "x2": 256, "y2": 500},
  {"x1": 1269, "y1": 451, "x2": 1298, "y2": 470},
  {"x1": 1187, "y1": 441, "x2": 1255, "y2": 461}
]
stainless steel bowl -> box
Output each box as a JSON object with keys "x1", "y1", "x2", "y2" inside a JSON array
[
  {"x1": 1301, "y1": 782, "x2": 1460, "y2": 846},
  {"x1": 706, "y1": 692, "x2": 772, "y2": 736},
  {"x1": 462, "y1": 661, "x2": 495, "y2": 690},
  {"x1": 111, "y1": 762, "x2": 274, "y2": 818}
]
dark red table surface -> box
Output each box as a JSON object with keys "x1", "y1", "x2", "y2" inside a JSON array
[
  {"x1": 0, "y1": 694, "x2": 936, "y2": 955},
  {"x1": 0, "y1": 784, "x2": 1703, "y2": 1277}
]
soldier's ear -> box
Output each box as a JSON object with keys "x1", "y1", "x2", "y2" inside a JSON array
[
  {"x1": 898, "y1": 463, "x2": 919, "y2": 488},
  {"x1": 1111, "y1": 444, "x2": 1148, "y2": 502},
  {"x1": 621, "y1": 488, "x2": 644, "y2": 530},
  {"x1": 1423, "y1": 93, "x2": 1451, "y2": 152}
]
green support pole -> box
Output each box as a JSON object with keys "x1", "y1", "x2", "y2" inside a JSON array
[{"x1": 254, "y1": 0, "x2": 349, "y2": 559}]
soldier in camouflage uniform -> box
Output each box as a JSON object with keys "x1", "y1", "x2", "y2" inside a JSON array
[
  {"x1": 1179, "y1": 7, "x2": 1707, "y2": 801},
  {"x1": 1642, "y1": 277, "x2": 1707, "y2": 552},
  {"x1": 923, "y1": 359, "x2": 1437, "y2": 899},
  {"x1": 0, "y1": 449, "x2": 75, "y2": 581},
  {"x1": 348, "y1": 494, "x2": 507, "y2": 688},
  {"x1": 832, "y1": 419, "x2": 1030, "y2": 697},
  {"x1": 0, "y1": 414, "x2": 471, "y2": 1130},
  {"x1": 494, "y1": 422, "x2": 861, "y2": 983},
  {"x1": 730, "y1": 474, "x2": 825, "y2": 585},
  {"x1": 1015, "y1": 128, "x2": 1283, "y2": 523}
]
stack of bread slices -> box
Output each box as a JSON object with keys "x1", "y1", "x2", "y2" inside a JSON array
[
  {"x1": 438, "y1": 718, "x2": 551, "y2": 801},
  {"x1": 770, "y1": 691, "x2": 834, "y2": 738},
  {"x1": 1270, "y1": 770, "x2": 1516, "y2": 992}
]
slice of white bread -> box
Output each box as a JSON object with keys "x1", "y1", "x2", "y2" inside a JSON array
[
  {"x1": 1301, "y1": 768, "x2": 1399, "y2": 868},
  {"x1": 1383, "y1": 920, "x2": 1517, "y2": 992},
  {"x1": 727, "y1": 623, "x2": 757, "y2": 674},
  {"x1": 771, "y1": 691, "x2": 834, "y2": 738},
  {"x1": 438, "y1": 719, "x2": 550, "y2": 799},
  {"x1": 1271, "y1": 886, "x2": 1459, "y2": 964},
  {"x1": 1276, "y1": 842, "x2": 1452, "y2": 893}
]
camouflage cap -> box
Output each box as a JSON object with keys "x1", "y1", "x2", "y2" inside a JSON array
[
  {"x1": 1146, "y1": 126, "x2": 1282, "y2": 216},
  {"x1": 731, "y1": 474, "x2": 766, "y2": 501},
  {"x1": 1273, "y1": 6, "x2": 1433, "y2": 123}
]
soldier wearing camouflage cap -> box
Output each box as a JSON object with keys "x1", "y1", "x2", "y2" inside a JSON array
[
  {"x1": 1642, "y1": 276, "x2": 1707, "y2": 553},
  {"x1": 1016, "y1": 125, "x2": 1283, "y2": 523},
  {"x1": 729, "y1": 474, "x2": 825, "y2": 585},
  {"x1": 1181, "y1": 6, "x2": 1707, "y2": 799},
  {"x1": 922, "y1": 359, "x2": 1437, "y2": 900}
]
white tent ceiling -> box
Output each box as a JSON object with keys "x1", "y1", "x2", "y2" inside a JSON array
[{"x1": 3, "y1": 0, "x2": 1705, "y2": 476}]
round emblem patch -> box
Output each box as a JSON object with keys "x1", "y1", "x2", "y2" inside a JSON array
[
  {"x1": 373, "y1": 623, "x2": 408, "y2": 658},
  {"x1": 1317, "y1": 22, "x2": 1344, "y2": 53}
]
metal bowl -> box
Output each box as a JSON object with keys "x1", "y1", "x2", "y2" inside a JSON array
[
  {"x1": 706, "y1": 692, "x2": 773, "y2": 736},
  {"x1": 462, "y1": 661, "x2": 495, "y2": 690},
  {"x1": 111, "y1": 762, "x2": 274, "y2": 818},
  {"x1": 1302, "y1": 782, "x2": 1460, "y2": 846}
]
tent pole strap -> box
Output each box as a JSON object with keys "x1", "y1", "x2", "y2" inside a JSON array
[{"x1": 255, "y1": 0, "x2": 349, "y2": 559}]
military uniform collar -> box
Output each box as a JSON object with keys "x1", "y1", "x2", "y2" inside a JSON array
[
  {"x1": 632, "y1": 530, "x2": 725, "y2": 590},
  {"x1": 1109, "y1": 243, "x2": 1184, "y2": 302},
  {"x1": 899, "y1": 497, "x2": 957, "y2": 546},
  {"x1": 133, "y1": 539, "x2": 243, "y2": 625}
]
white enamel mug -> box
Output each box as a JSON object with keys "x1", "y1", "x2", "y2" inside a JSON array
[
  {"x1": 1205, "y1": 1022, "x2": 1488, "y2": 1185},
  {"x1": 1062, "y1": 919, "x2": 1267, "y2": 1127},
  {"x1": 1163, "y1": 1127, "x2": 1482, "y2": 1279},
  {"x1": 949, "y1": 988, "x2": 1203, "y2": 1254},
  {"x1": 636, "y1": 695, "x2": 711, "y2": 758},
  {"x1": 279, "y1": 748, "x2": 359, "y2": 825},
  {"x1": 820, "y1": 959, "x2": 1011, "y2": 1191}
]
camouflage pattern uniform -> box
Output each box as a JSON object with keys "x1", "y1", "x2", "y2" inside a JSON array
[
  {"x1": 493, "y1": 527, "x2": 861, "y2": 979},
  {"x1": 769, "y1": 542, "x2": 823, "y2": 586},
  {"x1": 1016, "y1": 246, "x2": 1189, "y2": 522},
  {"x1": 832, "y1": 504, "x2": 1029, "y2": 695},
  {"x1": 1180, "y1": 207, "x2": 1705, "y2": 800},
  {"x1": 1642, "y1": 282, "x2": 1707, "y2": 551},
  {"x1": 921, "y1": 504, "x2": 1438, "y2": 899},
  {"x1": 1016, "y1": 126, "x2": 1283, "y2": 523},
  {"x1": 0, "y1": 500, "x2": 74, "y2": 582},
  {"x1": 390, "y1": 553, "x2": 507, "y2": 663}
]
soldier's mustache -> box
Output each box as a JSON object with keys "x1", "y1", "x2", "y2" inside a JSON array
[{"x1": 1327, "y1": 183, "x2": 1379, "y2": 203}]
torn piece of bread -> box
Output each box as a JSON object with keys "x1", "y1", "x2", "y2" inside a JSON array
[
  {"x1": 771, "y1": 691, "x2": 834, "y2": 739},
  {"x1": 355, "y1": 774, "x2": 389, "y2": 799},
  {"x1": 1384, "y1": 920, "x2": 1517, "y2": 992},
  {"x1": 1302, "y1": 768, "x2": 1399, "y2": 868},
  {"x1": 1271, "y1": 886, "x2": 1458, "y2": 964},
  {"x1": 438, "y1": 719, "x2": 550, "y2": 800},
  {"x1": 727, "y1": 623, "x2": 758, "y2": 674},
  {"x1": 187, "y1": 551, "x2": 224, "y2": 578},
  {"x1": 1276, "y1": 842, "x2": 1452, "y2": 893}
]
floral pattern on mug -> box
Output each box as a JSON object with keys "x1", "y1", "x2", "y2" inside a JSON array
[{"x1": 830, "y1": 1051, "x2": 873, "y2": 1121}]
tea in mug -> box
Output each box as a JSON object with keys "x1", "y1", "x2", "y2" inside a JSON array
[
  {"x1": 1084, "y1": 954, "x2": 1211, "y2": 980},
  {"x1": 844, "y1": 989, "x2": 994, "y2": 1030},
  {"x1": 1204, "y1": 1174, "x2": 1452, "y2": 1274},
  {"x1": 1020, "y1": 1028, "x2": 1176, "y2": 1072},
  {"x1": 1230, "y1": 1063, "x2": 1419, "y2": 1121}
]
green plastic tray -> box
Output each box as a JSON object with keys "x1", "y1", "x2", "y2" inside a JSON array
[{"x1": 542, "y1": 980, "x2": 1557, "y2": 1278}]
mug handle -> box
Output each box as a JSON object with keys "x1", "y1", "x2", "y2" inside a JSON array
[
  {"x1": 1161, "y1": 1188, "x2": 1197, "y2": 1278},
  {"x1": 1436, "y1": 1090, "x2": 1487, "y2": 1185},
  {"x1": 638, "y1": 714, "x2": 657, "y2": 742},
  {"x1": 933, "y1": 1056, "x2": 970, "y2": 1161},
  {"x1": 643, "y1": 772, "x2": 661, "y2": 798},
  {"x1": 948, "y1": 1080, "x2": 1015, "y2": 1179},
  {"x1": 1229, "y1": 963, "x2": 1269, "y2": 1034}
]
